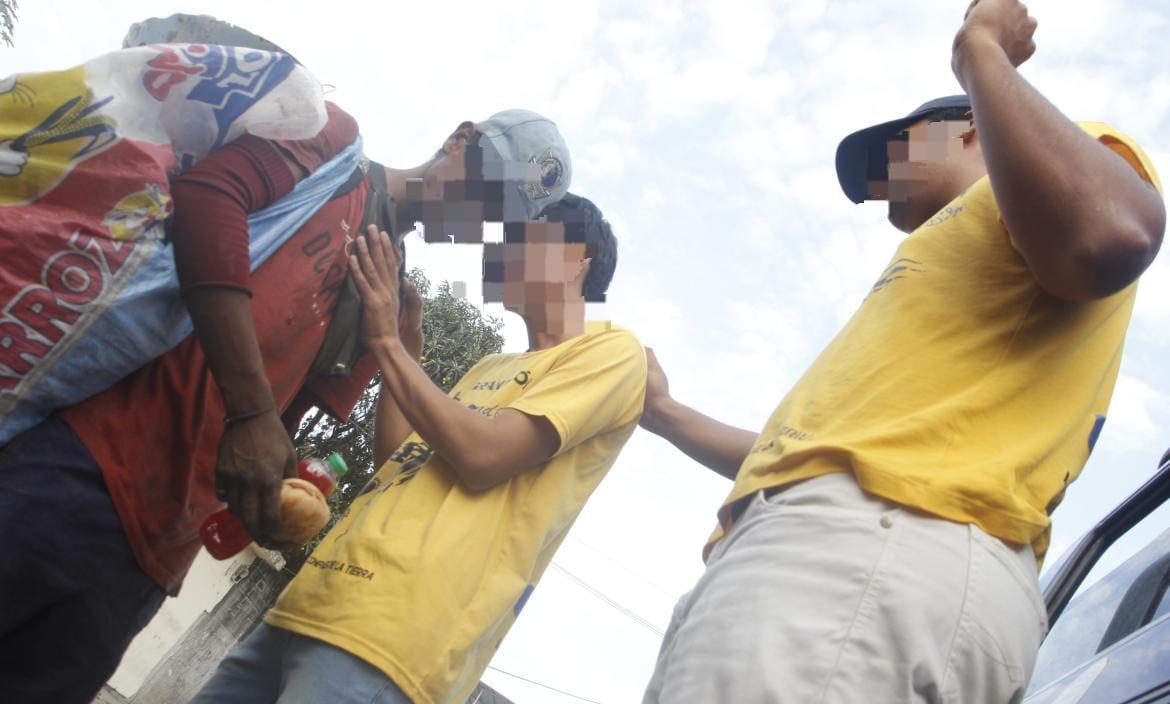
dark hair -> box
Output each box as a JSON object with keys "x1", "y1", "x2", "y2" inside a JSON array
[{"x1": 538, "y1": 193, "x2": 617, "y2": 303}]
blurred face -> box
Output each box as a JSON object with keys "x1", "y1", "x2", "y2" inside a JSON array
[
  {"x1": 482, "y1": 221, "x2": 588, "y2": 314},
  {"x1": 870, "y1": 115, "x2": 973, "y2": 232},
  {"x1": 414, "y1": 125, "x2": 502, "y2": 244}
]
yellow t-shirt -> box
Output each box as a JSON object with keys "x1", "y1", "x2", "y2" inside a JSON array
[
  {"x1": 709, "y1": 123, "x2": 1162, "y2": 565},
  {"x1": 267, "y1": 322, "x2": 646, "y2": 704}
]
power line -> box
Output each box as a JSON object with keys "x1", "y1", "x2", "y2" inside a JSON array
[
  {"x1": 549, "y1": 562, "x2": 665, "y2": 637},
  {"x1": 486, "y1": 666, "x2": 603, "y2": 704},
  {"x1": 568, "y1": 535, "x2": 677, "y2": 598}
]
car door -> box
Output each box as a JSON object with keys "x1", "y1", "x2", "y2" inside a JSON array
[
  {"x1": 1025, "y1": 526, "x2": 1170, "y2": 703},
  {"x1": 1025, "y1": 450, "x2": 1170, "y2": 704}
]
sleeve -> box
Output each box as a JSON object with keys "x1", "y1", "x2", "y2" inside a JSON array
[
  {"x1": 170, "y1": 134, "x2": 297, "y2": 294},
  {"x1": 507, "y1": 330, "x2": 647, "y2": 455},
  {"x1": 170, "y1": 103, "x2": 361, "y2": 295},
  {"x1": 1079, "y1": 122, "x2": 1163, "y2": 194}
]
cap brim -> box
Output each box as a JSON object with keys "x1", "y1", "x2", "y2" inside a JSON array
[
  {"x1": 835, "y1": 94, "x2": 972, "y2": 204},
  {"x1": 834, "y1": 115, "x2": 919, "y2": 204}
]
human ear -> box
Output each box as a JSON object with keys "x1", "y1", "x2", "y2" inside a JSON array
[
  {"x1": 571, "y1": 257, "x2": 592, "y2": 288},
  {"x1": 960, "y1": 111, "x2": 977, "y2": 144}
]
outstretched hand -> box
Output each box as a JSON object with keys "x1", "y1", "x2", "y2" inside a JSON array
[
  {"x1": 953, "y1": 0, "x2": 1037, "y2": 90},
  {"x1": 351, "y1": 224, "x2": 406, "y2": 351}
]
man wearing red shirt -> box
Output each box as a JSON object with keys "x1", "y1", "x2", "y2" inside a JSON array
[{"x1": 0, "y1": 32, "x2": 572, "y2": 703}]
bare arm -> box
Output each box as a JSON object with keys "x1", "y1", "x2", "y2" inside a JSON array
[
  {"x1": 638, "y1": 348, "x2": 756, "y2": 481},
  {"x1": 184, "y1": 288, "x2": 296, "y2": 543},
  {"x1": 372, "y1": 280, "x2": 421, "y2": 468},
  {"x1": 373, "y1": 379, "x2": 415, "y2": 470},
  {"x1": 951, "y1": 0, "x2": 1165, "y2": 301},
  {"x1": 170, "y1": 136, "x2": 309, "y2": 545},
  {"x1": 355, "y1": 227, "x2": 559, "y2": 491}
]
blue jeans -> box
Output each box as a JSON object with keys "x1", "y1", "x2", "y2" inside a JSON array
[
  {"x1": 0, "y1": 417, "x2": 167, "y2": 704},
  {"x1": 192, "y1": 622, "x2": 413, "y2": 704}
]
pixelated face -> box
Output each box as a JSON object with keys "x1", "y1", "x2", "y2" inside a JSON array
[
  {"x1": 867, "y1": 117, "x2": 970, "y2": 200},
  {"x1": 413, "y1": 130, "x2": 497, "y2": 244},
  {"x1": 873, "y1": 114, "x2": 972, "y2": 230},
  {"x1": 481, "y1": 221, "x2": 588, "y2": 312},
  {"x1": 413, "y1": 124, "x2": 544, "y2": 244}
]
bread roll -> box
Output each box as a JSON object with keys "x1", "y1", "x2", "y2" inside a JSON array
[{"x1": 270, "y1": 477, "x2": 330, "y2": 545}]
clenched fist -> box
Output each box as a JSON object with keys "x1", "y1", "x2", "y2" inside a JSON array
[{"x1": 952, "y1": 0, "x2": 1038, "y2": 91}]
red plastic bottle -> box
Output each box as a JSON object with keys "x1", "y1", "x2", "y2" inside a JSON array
[
  {"x1": 298, "y1": 453, "x2": 349, "y2": 498},
  {"x1": 200, "y1": 453, "x2": 349, "y2": 560}
]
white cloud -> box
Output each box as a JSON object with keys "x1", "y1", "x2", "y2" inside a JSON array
[
  {"x1": 6, "y1": 0, "x2": 1169, "y2": 701},
  {"x1": 704, "y1": 0, "x2": 778, "y2": 70},
  {"x1": 1133, "y1": 243, "x2": 1170, "y2": 344},
  {"x1": 1099, "y1": 374, "x2": 1169, "y2": 453}
]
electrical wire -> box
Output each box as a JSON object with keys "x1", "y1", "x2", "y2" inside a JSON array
[
  {"x1": 567, "y1": 535, "x2": 677, "y2": 598},
  {"x1": 486, "y1": 666, "x2": 603, "y2": 703},
  {"x1": 549, "y1": 562, "x2": 665, "y2": 637}
]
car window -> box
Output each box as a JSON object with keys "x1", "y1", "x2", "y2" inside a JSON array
[
  {"x1": 1151, "y1": 583, "x2": 1170, "y2": 622},
  {"x1": 1029, "y1": 519, "x2": 1170, "y2": 694},
  {"x1": 1096, "y1": 551, "x2": 1170, "y2": 651}
]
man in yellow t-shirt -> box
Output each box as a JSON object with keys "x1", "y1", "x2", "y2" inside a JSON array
[
  {"x1": 192, "y1": 194, "x2": 646, "y2": 704},
  {"x1": 639, "y1": 3, "x2": 1165, "y2": 704}
]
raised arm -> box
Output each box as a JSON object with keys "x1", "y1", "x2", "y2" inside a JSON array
[
  {"x1": 951, "y1": 0, "x2": 1165, "y2": 301},
  {"x1": 373, "y1": 278, "x2": 422, "y2": 469},
  {"x1": 638, "y1": 348, "x2": 756, "y2": 482},
  {"x1": 353, "y1": 227, "x2": 559, "y2": 491}
]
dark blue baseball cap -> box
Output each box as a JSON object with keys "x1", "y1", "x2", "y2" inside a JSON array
[{"x1": 835, "y1": 95, "x2": 972, "y2": 204}]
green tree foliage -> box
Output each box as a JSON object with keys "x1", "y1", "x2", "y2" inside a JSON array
[
  {"x1": 1, "y1": 0, "x2": 16, "y2": 47},
  {"x1": 284, "y1": 267, "x2": 504, "y2": 569}
]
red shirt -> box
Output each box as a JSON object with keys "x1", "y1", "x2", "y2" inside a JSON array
[{"x1": 60, "y1": 104, "x2": 378, "y2": 594}]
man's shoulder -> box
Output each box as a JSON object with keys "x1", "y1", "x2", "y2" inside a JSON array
[
  {"x1": 576, "y1": 321, "x2": 644, "y2": 356},
  {"x1": 272, "y1": 101, "x2": 361, "y2": 179},
  {"x1": 1075, "y1": 121, "x2": 1162, "y2": 194},
  {"x1": 457, "y1": 324, "x2": 644, "y2": 384},
  {"x1": 319, "y1": 102, "x2": 360, "y2": 147},
  {"x1": 529, "y1": 323, "x2": 646, "y2": 381}
]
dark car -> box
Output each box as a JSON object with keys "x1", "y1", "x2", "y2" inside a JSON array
[{"x1": 1024, "y1": 449, "x2": 1170, "y2": 704}]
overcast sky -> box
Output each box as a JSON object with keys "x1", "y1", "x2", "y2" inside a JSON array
[{"x1": 3, "y1": 0, "x2": 1169, "y2": 702}]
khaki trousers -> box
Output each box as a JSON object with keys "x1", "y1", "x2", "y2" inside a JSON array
[{"x1": 643, "y1": 473, "x2": 1048, "y2": 704}]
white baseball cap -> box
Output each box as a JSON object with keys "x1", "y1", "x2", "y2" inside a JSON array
[{"x1": 476, "y1": 109, "x2": 572, "y2": 221}]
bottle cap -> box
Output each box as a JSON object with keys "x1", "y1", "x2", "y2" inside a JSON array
[{"x1": 326, "y1": 452, "x2": 349, "y2": 476}]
